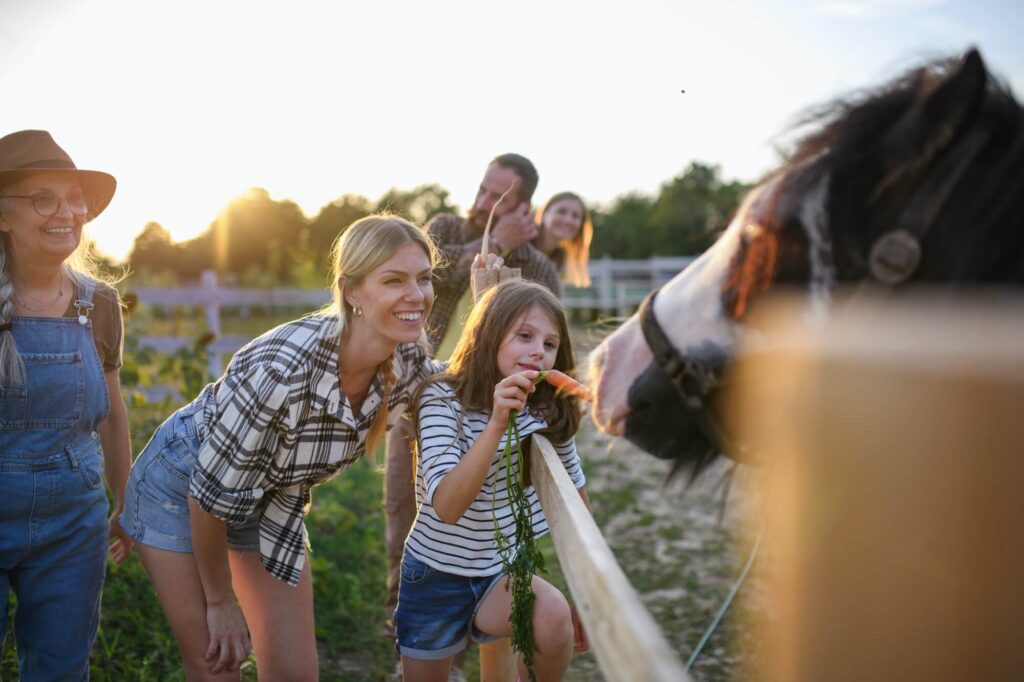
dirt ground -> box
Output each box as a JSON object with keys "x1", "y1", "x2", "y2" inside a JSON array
[{"x1": 559, "y1": 417, "x2": 768, "y2": 682}]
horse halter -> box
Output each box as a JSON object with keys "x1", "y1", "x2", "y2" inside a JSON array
[
  {"x1": 636, "y1": 288, "x2": 731, "y2": 451},
  {"x1": 868, "y1": 126, "x2": 989, "y2": 285}
]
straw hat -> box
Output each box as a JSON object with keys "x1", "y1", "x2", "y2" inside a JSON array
[{"x1": 0, "y1": 130, "x2": 116, "y2": 219}]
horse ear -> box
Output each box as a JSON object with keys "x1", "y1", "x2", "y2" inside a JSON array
[{"x1": 876, "y1": 48, "x2": 988, "y2": 194}]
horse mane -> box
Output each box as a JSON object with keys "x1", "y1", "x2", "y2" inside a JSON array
[{"x1": 723, "y1": 50, "x2": 1024, "y2": 321}]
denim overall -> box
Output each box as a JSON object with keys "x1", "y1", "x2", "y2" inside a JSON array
[{"x1": 1, "y1": 281, "x2": 110, "y2": 682}]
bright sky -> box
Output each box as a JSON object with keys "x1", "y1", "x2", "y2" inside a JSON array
[{"x1": 3, "y1": 0, "x2": 1022, "y2": 262}]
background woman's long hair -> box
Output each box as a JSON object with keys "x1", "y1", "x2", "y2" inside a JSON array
[{"x1": 536, "y1": 191, "x2": 593, "y2": 288}]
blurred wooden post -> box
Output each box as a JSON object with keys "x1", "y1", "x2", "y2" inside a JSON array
[
  {"x1": 615, "y1": 282, "x2": 630, "y2": 317},
  {"x1": 200, "y1": 269, "x2": 222, "y2": 377},
  {"x1": 733, "y1": 295, "x2": 1024, "y2": 682},
  {"x1": 597, "y1": 256, "x2": 613, "y2": 312}
]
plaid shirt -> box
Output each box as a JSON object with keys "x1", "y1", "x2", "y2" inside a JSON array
[
  {"x1": 187, "y1": 313, "x2": 441, "y2": 585},
  {"x1": 426, "y1": 214, "x2": 562, "y2": 352}
]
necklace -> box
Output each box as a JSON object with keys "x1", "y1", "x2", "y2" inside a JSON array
[{"x1": 14, "y1": 272, "x2": 65, "y2": 313}]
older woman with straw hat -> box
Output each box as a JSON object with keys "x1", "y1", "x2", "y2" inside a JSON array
[{"x1": 0, "y1": 130, "x2": 133, "y2": 679}]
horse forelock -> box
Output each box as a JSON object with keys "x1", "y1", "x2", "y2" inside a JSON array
[{"x1": 718, "y1": 170, "x2": 835, "y2": 322}]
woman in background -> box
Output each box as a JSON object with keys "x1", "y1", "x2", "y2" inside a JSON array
[{"x1": 533, "y1": 192, "x2": 593, "y2": 288}]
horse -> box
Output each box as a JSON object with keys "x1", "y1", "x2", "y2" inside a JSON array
[{"x1": 589, "y1": 48, "x2": 1024, "y2": 478}]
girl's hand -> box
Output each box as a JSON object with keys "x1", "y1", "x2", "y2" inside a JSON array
[
  {"x1": 472, "y1": 252, "x2": 504, "y2": 272},
  {"x1": 490, "y1": 371, "x2": 538, "y2": 425},
  {"x1": 108, "y1": 513, "x2": 134, "y2": 564},
  {"x1": 205, "y1": 599, "x2": 252, "y2": 674}
]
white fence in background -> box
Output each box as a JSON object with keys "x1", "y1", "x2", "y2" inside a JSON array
[{"x1": 132, "y1": 256, "x2": 694, "y2": 376}]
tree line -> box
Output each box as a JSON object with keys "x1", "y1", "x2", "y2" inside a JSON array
[{"x1": 125, "y1": 162, "x2": 749, "y2": 287}]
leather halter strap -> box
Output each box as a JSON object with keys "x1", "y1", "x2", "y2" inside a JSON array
[
  {"x1": 869, "y1": 126, "x2": 989, "y2": 284},
  {"x1": 637, "y1": 288, "x2": 730, "y2": 448}
]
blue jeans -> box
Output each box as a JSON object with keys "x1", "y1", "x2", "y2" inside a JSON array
[
  {"x1": 121, "y1": 408, "x2": 261, "y2": 553},
  {"x1": 1, "y1": 434, "x2": 109, "y2": 682},
  {"x1": 394, "y1": 552, "x2": 503, "y2": 660}
]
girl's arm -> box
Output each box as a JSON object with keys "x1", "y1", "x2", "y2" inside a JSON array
[
  {"x1": 98, "y1": 368, "x2": 133, "y2": 563},
  {"x1": 432, "y1": 371, "x2": 538, "y2": 524},
  {"x1": 188, "y1": 497, "x2": 252, "y2": 674}
]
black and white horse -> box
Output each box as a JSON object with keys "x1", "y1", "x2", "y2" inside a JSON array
[{"x1": 590, "y1": 49, "x2": 1024, "y2": 477}]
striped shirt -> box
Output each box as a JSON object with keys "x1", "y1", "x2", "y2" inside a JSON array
[
  {"x1": 405, "y1": 381, "x2": 586, "y2": 577},
  {"x1": 186, "y1": 313, "x2": 442, "y2": 585}
]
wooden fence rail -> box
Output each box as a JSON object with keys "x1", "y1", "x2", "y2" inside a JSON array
[
  {"x1": 132, "y1": 257, "x2": 694, "y2": 376},
  {"x1": 530, "y1": 435, "x2": 690, "y2": 681}
]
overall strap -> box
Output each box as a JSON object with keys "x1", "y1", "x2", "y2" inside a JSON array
[{"x1": 72, "y1": 274, "x2": 97, "y2": 325}]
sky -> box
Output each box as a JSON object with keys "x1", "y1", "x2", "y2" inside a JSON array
[{"x1": 3, "y1": 0, "x2": 1022, "y2": 262}]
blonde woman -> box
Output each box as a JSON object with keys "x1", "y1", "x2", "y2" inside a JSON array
[
  {"x1": 533, "y1": 192, "x2": 593, "y2": 288},
  {"x1": 121, "y1": 215, "x2": 446, "y2": 680},
  {"x1": 0, "y1": 130, "x2": 133, "y2": 680}
]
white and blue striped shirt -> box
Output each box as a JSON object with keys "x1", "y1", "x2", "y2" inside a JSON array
[{"x1": 405, "y1": 380, "x2": 586, "y2": 577}]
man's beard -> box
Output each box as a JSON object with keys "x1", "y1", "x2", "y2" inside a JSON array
[{"x1": 465, "y1": 205, "x2": 489, "y2": 236}]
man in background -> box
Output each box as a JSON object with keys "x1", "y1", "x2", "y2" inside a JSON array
[{"x1": 384, "y1": 153, "x2": 562, "y2": 630}]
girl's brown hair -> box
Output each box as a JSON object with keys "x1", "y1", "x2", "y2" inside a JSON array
[{"x1": 414, "y1": 280, "x2": 581, "y2": 444}]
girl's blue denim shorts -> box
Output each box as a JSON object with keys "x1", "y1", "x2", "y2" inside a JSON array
[
  {"x1": 120, "y1": 409, "x2": 260, "y2": 553},
  {"x1": 394, "y1": 552, "x2": 503, "y2": 660}
]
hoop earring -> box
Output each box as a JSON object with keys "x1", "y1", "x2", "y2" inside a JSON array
[{"x1": 351, "y1": 301, "x2": 362, "y2": 317}]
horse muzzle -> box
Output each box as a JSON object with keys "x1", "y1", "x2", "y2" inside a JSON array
[{"x1": 623, "y1": 346, "x2": 733, "y2": 478}]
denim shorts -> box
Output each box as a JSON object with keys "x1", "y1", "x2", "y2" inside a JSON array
[
  {"x1": 394, "y1": 553, "x2": 503, "y2": 660},
  {"x1": 121, "y1": 409, "x2": 260, "y2": 553}
]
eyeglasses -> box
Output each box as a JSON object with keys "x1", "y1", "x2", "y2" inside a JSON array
[{"x1": 0, "y1": 193, "x2": 89, "y2": 217}]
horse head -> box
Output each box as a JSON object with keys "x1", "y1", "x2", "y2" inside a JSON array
[{"x1": 591, "y1": 48, "x2": 1024, "y2": 477}]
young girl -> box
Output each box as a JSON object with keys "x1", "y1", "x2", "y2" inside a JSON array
[{"x1": 396, "y1": 279, "x2": 590, "y2": 682}]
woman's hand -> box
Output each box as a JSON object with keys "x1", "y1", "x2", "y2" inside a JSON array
[
  {"x1": 107, "y1": 513, "x2": 134, "y2": 564},
  {"x1": 204, "y1": 598, "x2": 252, "y2": 674},
  {"x1": 489, "y1": 371, "x2": 537, "y2": 426}
]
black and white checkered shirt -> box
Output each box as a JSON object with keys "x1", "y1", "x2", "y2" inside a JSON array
[{"x1": 187, "y1": 313, "x2": 441, "y2": 585}]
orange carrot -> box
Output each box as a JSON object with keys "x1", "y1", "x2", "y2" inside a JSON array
[{"x1": 536, "y1": 369, "x2": 595, "y2": 403}]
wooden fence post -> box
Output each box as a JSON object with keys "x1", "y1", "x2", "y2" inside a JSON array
[
  {"x1": 597, "y1": 256, "x2": 613, "y2": 312},
  {"x1": 200, "y1": 270, "x2": 222, "y2": 378},
  {"x1": 735, "y1": 295, "x2": 1024, "y2": 682}
]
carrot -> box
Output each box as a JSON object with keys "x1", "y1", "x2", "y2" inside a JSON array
[{"x1": 535, "y1": 369, "x2": 595, "y2": 403}]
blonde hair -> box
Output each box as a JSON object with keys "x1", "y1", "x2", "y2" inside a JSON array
[
  {"x1": 0, "y1": 189, "x2": 120, "y2": 388},
  {"x1": 328, "y1": 213, "x2": 438, "y2": 456},
  {"x1": 535, "y1": 192, "x2": 593, "y2": 288}
]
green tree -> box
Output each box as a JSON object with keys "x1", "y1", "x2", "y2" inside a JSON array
[
  {"x1": 592, "y1": 163, "x2": 749, "y2": 258},
  {"x1": 127, "y1": 222, "x2": 181, "y2": 277},
  {"x1": 308, "y1": 194, "x2": 374, "y2": 271},
  {"x1": 374, "y1": 183, "x2": 458, "y2": 225}
]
